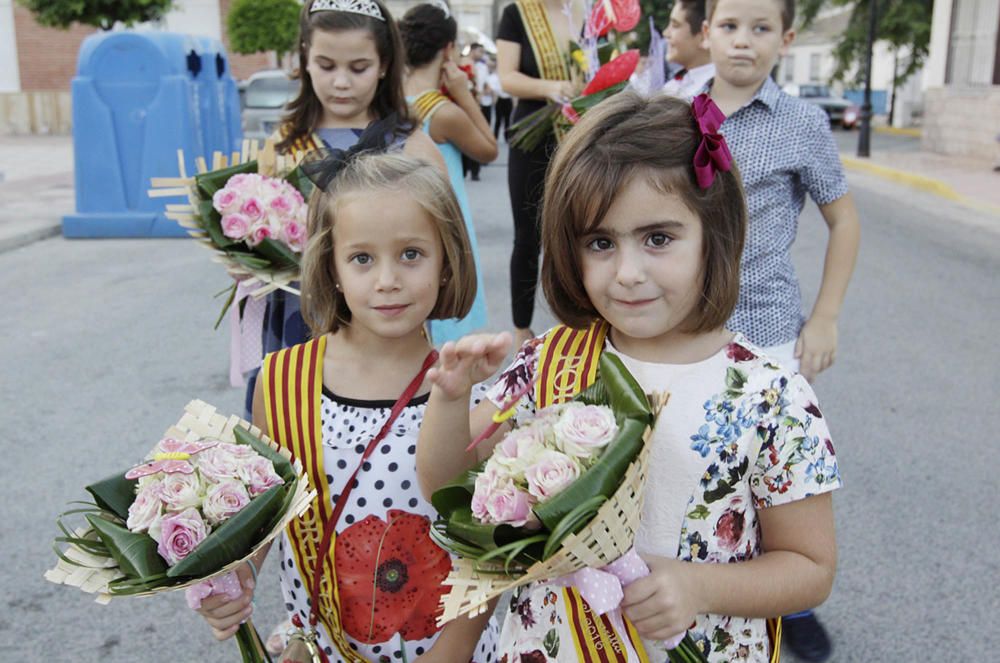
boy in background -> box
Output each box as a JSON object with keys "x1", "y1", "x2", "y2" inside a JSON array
[
  {"x1": 662, "y1": 0, "x2": 715, "y2": 99},
  {"x1": 704, "y1": 0, "x2": 862, "y2": 660}
]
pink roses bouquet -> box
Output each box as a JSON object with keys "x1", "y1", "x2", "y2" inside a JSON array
[
  {"x1": 46, "y1": 400, "x2": 315, "y2": 663},
  {"x1": 212, "y1": 173, "x2": 307, "y2": 253},
  {"x1": 150, "y1": 149, "x2": 315, "y2": 328},
  {"x1": 431, "y1": 355, "x2": 707, "y2": 662},
  {"x1": 470, "y1": 402, "x2": 619, "y2": 528}
]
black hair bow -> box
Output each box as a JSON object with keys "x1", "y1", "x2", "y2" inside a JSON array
[{"x1": 300, "y1": 113, "x2": 413, "y2": 190}]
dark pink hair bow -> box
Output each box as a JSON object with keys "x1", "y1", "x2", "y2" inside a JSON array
[{"x1": 691, "y1": 94, "x2": 733, "y2": 189}]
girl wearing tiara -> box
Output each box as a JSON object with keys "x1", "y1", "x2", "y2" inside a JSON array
[{"x1": 242, "y1": 0, "x2": 445, "y2": 418}]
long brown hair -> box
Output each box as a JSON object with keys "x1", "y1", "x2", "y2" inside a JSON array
[
  {"x1": 542, "y1": 92, "x2": 747, "y2": 332},
  {"x1": 277, "y1": 0, "x2": 412, "y2": 154}
]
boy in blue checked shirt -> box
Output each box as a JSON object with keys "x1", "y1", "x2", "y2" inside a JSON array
[{"x1": 702, "y1": 0, "x2": 861, "y2": 660}]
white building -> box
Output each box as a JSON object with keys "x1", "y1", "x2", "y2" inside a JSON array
[
  {"x1": 775, "y1": 6, "x2": 924, "y2": 128},
  {"x1": 920, "y1": 0, "x2": 1000, "y2": 160}
]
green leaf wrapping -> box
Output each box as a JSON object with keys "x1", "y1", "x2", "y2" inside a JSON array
[
  {"x1": 431, "y1": 461, "x2": 483, "y2": 521},
  {"x1": 282, "y1": 165, "x2": 315, "y2": 200},
  {"x1": 232, "y1": 426, "x2": 295, "y2": 485},
  {"x1": 533, "y1": 418, "x2": 646, "y2": 532},
  {"x1": 85, "y1": 472, "x2": 138, "y2": 521},
  {"x1": 86, "y1": 514, "x2": 167, "y2": 579},
  {"x1": 195, "y1": 160, "x2": 259, "y2": 199},
  {"x1": 199, "y1": 199, "x2": 235, "y2": 249},
  {"x1": 255, "y1": 238, "x2": 300, "y2": 270},
  {"x1": 166, "y1": 483, "x2": 285, "y2": 578}
]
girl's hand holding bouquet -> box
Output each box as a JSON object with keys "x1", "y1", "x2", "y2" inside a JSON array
[{"x1": 428, "y1": 349, "x2": 707, "y2": 662}]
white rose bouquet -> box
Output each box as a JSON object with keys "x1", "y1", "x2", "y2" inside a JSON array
[
  {"x1": 46, "y1": 400, "x2": 314, "y2": 663},
  {"x1": 431, "y1": 355, "x2": 707, "y2": 662}
]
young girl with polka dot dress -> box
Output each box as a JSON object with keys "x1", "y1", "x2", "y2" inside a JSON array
[{"x1": 195, "y1": 153, "x2": 497, "y2": 662}]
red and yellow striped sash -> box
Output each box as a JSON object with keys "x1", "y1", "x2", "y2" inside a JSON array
[
  {"x1": 538, "y1": 322, "x2": 782, "y2": 662},
  {"x1": 536, "y1": 321, "x2": 608, "y2": 409},
  {"x1": 262, "y1": 336, "x2": 367, "y2": 663},
  {"x1": 564, "y1": 588, "x2": 649, "y2": 663},
  {"x1": 411, "y1": 90, "x2": 449, "y2": 125},
  {"x1": 515, "y1": 0, "x2": 570, "y2": 84}
]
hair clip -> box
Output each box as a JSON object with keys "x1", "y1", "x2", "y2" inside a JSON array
[
  {"x1": 690, "y1": 94, "x2": 733, "y2": 189},
  {"x1": 310, "y1": 0, "x2": 385, "y2": 22}
]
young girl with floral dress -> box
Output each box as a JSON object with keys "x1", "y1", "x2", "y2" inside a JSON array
[{"x1": 415, "y1": 92, "x2": 843, "y2": 663}]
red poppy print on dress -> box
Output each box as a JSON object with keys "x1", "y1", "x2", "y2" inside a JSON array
[{"x1": 334, "y1": 510, "x2": 451, "y2": 643}]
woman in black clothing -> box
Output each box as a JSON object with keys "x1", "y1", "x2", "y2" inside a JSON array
[{"x1": 496, "y1": 0, "x2": 581, "y2": 346}]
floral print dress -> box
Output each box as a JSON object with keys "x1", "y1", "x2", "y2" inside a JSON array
[
  {"x1": 484, "y1": 332, "x2": 842, "y2": 663},
  {"x1": 277, "y1": 385, "x2": 499, "y2": 662}
]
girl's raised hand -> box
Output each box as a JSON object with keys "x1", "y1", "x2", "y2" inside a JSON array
[
  {"x1": 442, "y1": 61, "x2": 474, "y2": 103},
  {"x1": 428, "y1": 332, "x2": 512, "y2": 400}
]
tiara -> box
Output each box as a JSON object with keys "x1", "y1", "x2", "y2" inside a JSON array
[
  {"x1": 310, "y1": 0, "x2": 385, "y2": 21},
  {"x1": 428, "y1": 0, "x2": 451, "y2": 17}
]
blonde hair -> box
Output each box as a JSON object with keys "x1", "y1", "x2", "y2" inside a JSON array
[{"x1": 301, "y1": 152, "x2": 476, "y2": 335}]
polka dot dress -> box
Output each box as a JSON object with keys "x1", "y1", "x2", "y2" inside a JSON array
[{"x1": 277, "y1": 386, "x2": 498, "y2": 662}]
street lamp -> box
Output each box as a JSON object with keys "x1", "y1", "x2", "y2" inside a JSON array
[{"x1": 857, "y1": 0, "x2": 878, "y2": 157}]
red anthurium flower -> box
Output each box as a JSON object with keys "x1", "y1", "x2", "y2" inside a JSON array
[
  {"x1": 582, "y1": 50, "x2": 640, "y2": 96},
  {"x1": 335, "y1": 510, "x2": 452, "y2": 643},
  {"x1": 587, "y1": 0, "x2": 641, "y2": 37}
]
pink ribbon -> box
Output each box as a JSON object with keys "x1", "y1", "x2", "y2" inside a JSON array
[
  {"x1": 553, "y1": 547, "x2": 685, "y2": 649},
  {"x1": 229, "y1": 279, "x2": 267, "y2": 387},
  {"x1": 691, "y1": 94, "x2": 733, "y2": 190},
  {"x1": 185, "y1": 570, "x2": 243, "y2": 610}
]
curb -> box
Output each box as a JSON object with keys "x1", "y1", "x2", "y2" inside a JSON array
[
  {"x1": 874, "y1": 126, "x2": 922, "y2": 138},
  {"x1": 840, "y1": 155, "x2": 1000, "y2": 217},
  {"x1": 0, "y1": 222, "x2": 61, "y2": 254}
]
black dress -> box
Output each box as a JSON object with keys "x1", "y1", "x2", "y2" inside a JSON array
[{"x1": 497, "y1": 2, "x2": 563, "y2": 330}]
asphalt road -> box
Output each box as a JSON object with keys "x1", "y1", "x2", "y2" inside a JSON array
[{"x1": 2, "y1": 145, "x2": 997, "y2": 661}]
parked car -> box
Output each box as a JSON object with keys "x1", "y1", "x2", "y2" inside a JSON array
[
  {"x1": 783, "y1": 83, "x2": 859, "y2": 130},
  {"x1": 240, "y1": 70, "x2": 299, "y2": 141}
]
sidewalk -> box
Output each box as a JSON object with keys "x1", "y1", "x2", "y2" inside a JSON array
[
  {"x1": 840, "y1": 144, "x2": 1000, "y2": 216},
  {"x1": 0, "y1": 134, "x2": 74, "y2": 252}
]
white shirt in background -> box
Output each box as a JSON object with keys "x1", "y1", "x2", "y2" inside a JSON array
[{"x1": 662, "y1": 62, "x2": 716, "y2": 101}]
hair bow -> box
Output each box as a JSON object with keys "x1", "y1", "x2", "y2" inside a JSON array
[
  {"x1": 691, "y1": 94, "x2": 733, "y2": 189},
  {"x1": 300, "y1": 113, "x2": 411, "y2": 190}
]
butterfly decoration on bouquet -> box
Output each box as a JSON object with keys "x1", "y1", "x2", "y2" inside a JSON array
[{"x1": 124, "y1": 438, "x2": 219, "y2": 479}]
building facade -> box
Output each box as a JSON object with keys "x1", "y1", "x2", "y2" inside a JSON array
[
  {"x1": 775, "y1": 6, "x2": 924, "y2": 128},
  {"x1": 0, "y1": 0, "x2": 269, "y2": 134},
  {"x1": 921, "y1": 0, "x2": 1000, "y2": 160}
]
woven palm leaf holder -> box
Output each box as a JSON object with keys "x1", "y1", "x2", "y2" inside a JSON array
[
  {"x1": 45, "y1": 399, "x2": 316, "y2": 604},
  {"x1": 147, "y1": 141, "x2": 304, "y2": 301},
  {"x1": 437, "y1": 392, "x2": 669, "y2": 625}
]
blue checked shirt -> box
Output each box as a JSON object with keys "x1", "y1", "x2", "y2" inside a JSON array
[{"x1": 710, "y1": 77, "x2": 849, "y2": 347}]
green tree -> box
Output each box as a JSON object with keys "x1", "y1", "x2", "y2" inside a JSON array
[
  {"x1": 635, "y1": 0, "x2": 672, "y2": 53},
  {"x1": 17, "y1": 0, "x2": 174, "y2": 30},
  {"x1": 799, "y1": 0, "x2": 933, "y2": 89},
  {"x1": 227, "y1": 0, "x2": 301, "y2": 63}
]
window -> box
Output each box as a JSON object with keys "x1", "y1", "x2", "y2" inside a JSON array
[
  {"x1": 946, "y1": 0, "x2": 1000, "y2": 85},
  {"x1": 809, "y1": 53, "x2": 822, "y2": 82},
  {"x1": 783, "y1": 55, "x2": 795, "y2": 82}
]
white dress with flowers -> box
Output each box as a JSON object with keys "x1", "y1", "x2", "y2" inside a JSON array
[{"x1": 484, "y1": 332, "x2": 842, "y2": 663}]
